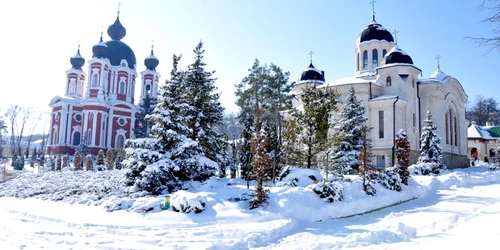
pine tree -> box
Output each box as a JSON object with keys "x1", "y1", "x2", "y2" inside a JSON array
[
  {"x1": 239, "y1": 112, "x2": 254, "y2": 180},
  {"x1": 95, "y1": 149, "x2": 105, "y2": 171},
  {"x1": 74, "y1": 151, "x2": 82, "y2": 171},
  {"x1": 134, "y1": 93, "x2": 157, "y2": 138},
  {"x1": 417, "y1": 110, "x2": 445, "y2": 174},
  {"x1": 359, "y1": 124, "x2": 376, "y2": 195},
  {"x1": 281, "y1": 118, "x2": 305, "y2": 167},
  {"x1": 330, "y1": 87, "x2": 367, "y2": 175},
  {"x1": 395, "y1": 129, "x2": 411, "y2": 185},
  {"x1": 106, "y1": 149, "x2": 114, "y2": 170},
  {"x1": 32, "y1": 148, "x2": 37, "y2": 160},
  {"x1": 184, "y1": 41, "x2": 226, "y2": 168},
  {"x1": 115, "y1": 149, "x2": 125, "y2": 170},
  {"x1": 249, "y1": 130, "x2": 271, "y2": 209},
  {"x1": 123, "y1": 53, "x2": 217, "y2": 194},
  {"x1": 292, "y1": 84, "x2": 339, "y2": 169},
  {"x1": 230, "y1": 140, "x2": 237, "y2": 178}
]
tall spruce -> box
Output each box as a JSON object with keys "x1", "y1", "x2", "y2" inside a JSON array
[
  {"x1": 184, "y1": 41, "x2": 226, "y2": 168},
  {"x1": 239, "y1": 111, "x2": 254, "y2": 180},
  {"x1": 330, "y1": 87, "x2": 367, "y2": 175},
  {"x1": 395, "y1": 129, "x2": 411, "y2": 185},
  {"x1": 291, "y1": 84, "x2": 339, "y2": 169},
  {"x1": 249, "y1": 130, "x2": 271, "y2": 209},
  {"x1": 418, "y1": 110, "x2": 445, "y2": 169},
  {"x1": 359, "y1": 124, "x2": 376, "y2": 195},
  {"x1": 134, "y1": 93, "x2": 157, "y2": 138}
]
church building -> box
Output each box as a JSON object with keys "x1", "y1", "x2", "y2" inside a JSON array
[
  {"x1": 47, "y1": 12, "x2": 160, "y2": 156},
  {"x1": 292, "y1": 12, "x2": 469, "y2": 168}
]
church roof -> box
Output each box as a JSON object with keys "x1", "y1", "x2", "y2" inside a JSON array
[
  {"x1": 384, "y1": 45, "x2": 413, "y2": 65},
  {"x1": 428, "y1": 68, "x2": 451, "y2": 83},
  {"x1": 358, "y1": 21, "x2": 394, "y2": 43},
  {"x1": 468, "y1": 122, "x2": 500, "y2": 139},
  {"x1": 298, "y1": 62, "x2": 325, "y2": 82},
  {"x1": 321, "y1": 77, "x2": 375, "y2": 88}
]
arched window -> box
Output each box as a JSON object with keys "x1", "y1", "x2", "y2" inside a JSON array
[
  {"x1": 382, "y1": 49, "x2": 387, "y2": 58},
  {"x1": 119, "y1": 81, "x2": 126, "y2": 94},
  {"x1": 87, "y1": 129, "x2": 92, "y2": 145},
  {"x1": 116, "y1": 135, "x2": 125, "y2": 149},
  {"x1": 454, "y1": 116, "x2": 458, "y2": 146},
  {"x1": 103, "y1": 71, "x2": 108, "y2": 90},
  {"x1": 445, "y1": 113, "x2": 449, "y2": 144},
  {"x1": 69, "y1": 79, "x2": 76, "y2": 95},
  {"x1": 91, "y1": 74, "x2": 98, "y2": 87},
  {"x1": 449, "y1": 109, "x2": 453, "y2": 146},
  {"x1": 386, "y1": 76, "x2": 392, "y2": 87},
  {"x1": 490, "y1": 149, "x2": 496, "y2": 158},
  {"x1": 72, "y1": 132, "x2": 81, "y2": 146},
  {"x1": 363, "y1": 50, "x2": 368, "y2": 69},
  {"x1": 372, "y1": 49, "x2": 378, "y2": 67},
  {"x1": 52, "y1": 128, "x2": 59, "y2": 145},
  {"x1": 356, "y1": 52, "x2": 360, "y2": 71},
  {"x1": 146, "y1": 84, "x2": 151, "y2": 96}
]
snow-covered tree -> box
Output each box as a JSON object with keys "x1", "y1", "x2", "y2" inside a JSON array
[
  {"x1": 106, "y1": 149, "x2": 114, "y2": 170},
  {"x1": 96, "y1": 149, "x2": 105, "y2": 171},
  {"x1": 416, "y1": 110, "x2": 445, "y2": 174},
  {"x1": 74, "y1": 151, "x2": 82, "y2": 171},
  {"x1": 395, "y1": 129, "x2": 411, "y2": 184},
  {"x1": 249, "y1": 130, "x2": 271, "y2": 209},
  {"x1": 85, "y1": 154, "x2": 93, "y2": 171},
  {"x1": 184, "y1": 41, "x2": 226, "y2": 168},
  {"x1": 133, "y1": 93, "x2": 157, "y2": 138},
  {"x1": 123, "y1": 53, "x2": 217, "y2": 195},
  {"x1": 62, "y1": 155, "x2": 68, "y2": 169},
  {"x1": 330, "y1": 87, "x2": 367, "y2": 175},
  {"x1": 291, "y1": 83, "x2": 339, "y2": 169},
  {"x1": 55, "y1": 155, "x2": 62, "y2": 171},
  {"x1": 358, "y1": 124, "x2": 376, "y2": 195},
  {"x1": 115, "y1": 149, "x2": 125, "y2": 170},
  {"x1": 239, "y1": 112, "x2": 254, "y2": 180},
  {"x1": 230, "y1": 140, "x2": 237, "y2": 178}
]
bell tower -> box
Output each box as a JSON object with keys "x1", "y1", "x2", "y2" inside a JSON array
[
  {"x1": 139, "y1": 41, "x2": 160, "y2": 104},
  {"x1": 65, "y1": 43, "x2": 86, "y2": 99}
]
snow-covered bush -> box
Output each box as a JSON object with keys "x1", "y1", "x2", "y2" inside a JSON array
[
  {"x1": 377, "y1": 167, "x2": 402, "y2": 192},
  {"x1": 85, "y1": 154, "x2": 93, "y2": 171},
  {"x1": 227, "y1": 191, "x2": 254, "y2": 202},
  {"x1": 12, "y1": 157, "x2": 25, "y2": 171},
  {"x1": 171, "y1": 191, "x2": 208, "y2": 214},
  {"x1": 309, "y1": 181, "x2": 343, "y2": 203},
  {"x1": 410, "y1": 162, "x2": 441, "y2": 176},
  {"x1": 74, "y1": 152, "x2": 82, "y2": 171},
  {"x1": 276, "y1": 166, "x2": 323, "y2": 187}
]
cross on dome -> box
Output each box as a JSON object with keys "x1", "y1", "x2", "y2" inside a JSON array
[
  {"x1": 392, "y1": 29, "x2": 399, "y2": 44},
  {"x1": 117, "y1": 0, "x2": 121, "y2": 17},
  {"x1": 435, "y1": 55, "x2": 442, "y2": 69},
  {"x1": 370, "y1": 0, "x2": 376, "y2": 21},
  {"x1": 309, "y1": 50, "x2": 314, "y2": 63}
]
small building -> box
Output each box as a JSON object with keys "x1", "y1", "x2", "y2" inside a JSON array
[{"x1": 467, "y1": 121, "x2": 500, "y2": 162}]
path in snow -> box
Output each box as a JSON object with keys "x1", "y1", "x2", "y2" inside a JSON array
[{"x1": 1, "y1": 182, "x2": 500, "y2": 249}]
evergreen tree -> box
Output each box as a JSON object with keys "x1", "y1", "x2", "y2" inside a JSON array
[
  {"x1": 62, "y1": 155, "x2": 68, "y2": 169},
  {"x1": 56, "y1": 155, "x2": 62, "y2": 171},
  {"x1": 184, "y1": 41, "x2": 226, "y2": 168},
  {"x1": 123, "y1": 53, "x2": 217, "y2": 195},
  {"x1": 417, "y1": 110, "x2": 445, "y2": 173},
  {"x1": 85, "y1": 154, "x2": 93, "y2": 171},
  {"x1": 395, "y1": 129, "x2": 411, "y2": 185},
  {"x1": 249, "y1": 130, "x2": 271, "y2": 209},
  {"x1": 239, "y1": 112, "x2": 254, "y2": 180},
  {"x1": 96, "y1": 149, "x2": 105, "y2": 171},
  {"x1": 106, "y1": 149, "x2": 114, "y2": 170},
  {"x1": 281, "y1": 118, "x2": 305, "y2": 167},
  {"x1": 230, "y1": 140, "x2": 237, "y2": 178},
  {"x1": 291, "y1": 84, "x2": 339, "y2": 169},
  {"x1": 74, "y1": 151, "x2": 82, "y2": 171},
  {"x1": 134, "y1": 93, "x2": 157, "y2": 138},
  {"x1": 359, "y1": 124, "x2": 376, "y2": 195},
  {"x1": 330, "y1": 87, "x2": 367, "y2": 175},
  {"x1": 31, "y1": 148, "x2": 37, "y2": 161}
]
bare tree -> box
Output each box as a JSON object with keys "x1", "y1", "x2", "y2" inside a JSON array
[
  {"x1": 466, "y1": 0, "x2": 500, "y2": 53},
  {"x1": 0, "y1": 110, "x2": 7, "y2": 157},
  {"x1": 25, "y1": 110, "x2": 42, "y2": 157},
  {"x1": 5, "y1": 105, "x2": 20, "y2": 156}
]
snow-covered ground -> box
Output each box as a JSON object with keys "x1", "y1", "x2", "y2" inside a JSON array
[{"x1": 1, "y1": 166, "x2": 500, "y2": 249}]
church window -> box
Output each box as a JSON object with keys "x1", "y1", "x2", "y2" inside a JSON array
[
  {"x1": 379, "y1": 111, "x2": 384, "y2": 138},
  {"x1": 449, "y1": 109, "x2": 453, "y2": 146},
  {"x1": 92, "y1": 74, "x2": 98, "y2": 87},
  {"x1": 372, "y1": 49, "x2": 378, "y2": 67},
  {"x1": 118, "y1": 117, "x2": 126, "y2": 126},
  {"x1": 119, "y1": 81, "x2": 126, "y2": 94},
  {"x1": 454, "y1": 116, "x2": 458, "y2": 146},
  {"x1": 116, "y1": 135, "x2": 125, "y2": 149},
  {"x1": 356, "y1": 52, "x2": 360, "y2": 71},
  {"x1": 53, "y1": 128, "x2": 59, "y2": 145},
  {"x1": 87, "y1": 129, "x2": 92, "y2": 145},
  {"x1": 89, "y1": 113, "x2": 94, "y2": 121},
  {"x1": 386, "y1": 76, "x2": 392, "y2": 87},
  {"x1": 382, "y1": 49, "x2": 387, "y2": 58},
  {"x1": 376, "y1": 155, "x2": 386, "y2": 169},
  {"x1": 74, "y1": 114, "x2": 82, "y2": 122},
  {"x1": 146, "y1": 84, "x2": 151, "y2": 96},
  {"x1": 72, "y1": 131, "x2": 81, "y2": 146},
  {"x1": 413, "y1": 113, "x2": 416, "y2": 127},
  {"x1": 363, "y1": 50, "x2": 368, "y2": 69},
  {"x1": 69, "y1": 78, "x2": 76, "y2": 95},
  {"x1": 445, "y1": 113, "x2": 449, "y2": 144},
  {"x1": 103, "y1": 71, "x2": 108, "y2": 90}
]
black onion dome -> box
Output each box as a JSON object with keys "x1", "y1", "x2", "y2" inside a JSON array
[
  {"x1": 70, "y1": 48, "x2": 85, "y2": 70},
  {"x1": 358, "y1": 21, "x2": 394, "y2": 43},
  {"x1": 107, "y1": 17, "x2": 126, "y2": 40},
  {"x1": 105, "y1": 40, "x2": 136, "y2": 69},
  {"x1": 92, "y1": 35, "x2": 108, "y2": 58},
  {"x1": 144, "y1": 49, "x2": 159, "y2": 70},
  {"x1": 299, "y1": 63, "x2": 325, "y2": 82},
  {"x1": 384, "y1": 45, "x2": 413, "y2": 65}
]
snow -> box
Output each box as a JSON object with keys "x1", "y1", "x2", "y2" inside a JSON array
[
  {"x1": 428, "y1": 68, "x2": 451, "y2": 83},
  {"x1": 1, "y1": 165, "x2": 500, "y2": 249},
  {"x1": 369, "y1": 95, "x2": 399, "y2": 102},
  {"x1": 321, "y1": 77, "x2": 374, "y2": 88}
]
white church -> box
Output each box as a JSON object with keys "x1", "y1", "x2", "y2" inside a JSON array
[{"x1": 292, "y1": 13, "x2": 469, "y2": 169}]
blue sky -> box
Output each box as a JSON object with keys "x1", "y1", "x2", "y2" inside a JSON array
[{"x1": 0, "y1": 0, "x2": 497, "y2": 116}]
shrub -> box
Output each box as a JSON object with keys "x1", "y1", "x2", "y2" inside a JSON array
[
  {"x1": 310, "y1": 181, "x2": 343, "y2": 203},
  {"x1": 377, "y1": 167, "x2": 402, "y2": 192}
]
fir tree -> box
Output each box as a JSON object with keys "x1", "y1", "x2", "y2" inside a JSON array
[
  {"x1": 230, "y1": 140, "x2": 237, "y2": 178},
  {"x1": 184, "y1": 41, "x2": 226, "y2": 168},
  {"x1": 134, "y1": 93, "x2": 157, "y2": 138},
  {"x1": 359, "y1": 124, "x2": 376, "y2": 195},
  {"x1": 330, "y1": 87, "x2": 367, "y2": 175},
  {"x1": 249, "y1": 130, "x2": 271, "y2": 209},
  {"x1": 239, "y1": 111, "x2": 254, "y2": 180},
  {"x1": 62, "y1": 155, "x2": 68, "y2": 169},
  {"x1": 416, "y1": 110, "x2": 445, "y2": 174},
  {"x1": 32, "y1": 148, "x2": 37, "y2": 161},
  {"x1": 395, "y1": 129, "x2": 411, "y2": 185},
  {"x1": 96, "y1": 149, "x2": 105, "y2": 171},
  {"x1": 281, "y1": 118, "x2": 305, "y2": 167},
  {"x1": 85, "y1": 154, "x2": 93, "y2": 171},
  {"x1": 291, "y1": 83, "x2": 339, "y2": 169},
  {"x1": 56, "y1": 155, "x2": 62, "y2": 171},
  {"x1": 106, "y1": 149, "x2": 114, "y2": 170}
]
